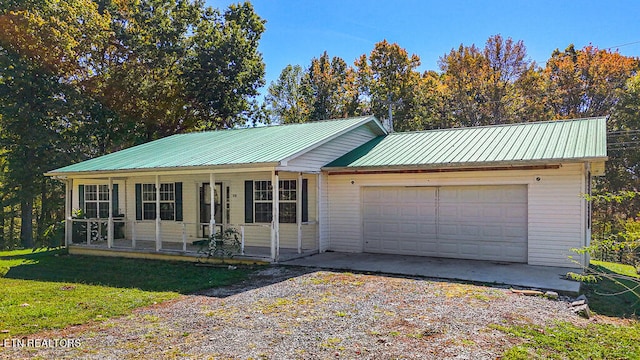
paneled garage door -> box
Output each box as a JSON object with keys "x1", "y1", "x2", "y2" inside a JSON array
[{"x1": 362, "y1": 185, "x2": 528, "y2": 262}]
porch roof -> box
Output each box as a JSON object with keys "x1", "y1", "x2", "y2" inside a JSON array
[
  {"x1": 324, "y1": 117, "x2": 607, "y2": 170},
  {"x1": 47, "y1": 116, "x2": 385, "y2": 176}
]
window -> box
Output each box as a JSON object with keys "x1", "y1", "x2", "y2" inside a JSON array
[
  {"x1": 85, "y1": 185, "x2": 109, "y2": 218},
  {"x1": 253, "y1": 180, "x2": 297, "y2": 223},
  {"x1": 254, "y1": 180, "x2": 272, "y2": 223},
  {"x1": 142, "y1": 183, "x2": 175, "y2": 220},
  {"x1": 279, "y1": 180, "x2": 297, "y2": 223}
]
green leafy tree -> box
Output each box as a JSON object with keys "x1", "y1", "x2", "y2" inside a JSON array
[
  {"x1": 0, "y1": 0, "x2": 266, "y2": 248},
  {"x1": 184, "y1": 1, "x2": 266, "y2": 130},
  {"x1": 350, "y1": 40, "x2": 441, "y2": 132},
  {"x1": 265, "y1": 64, "x2": 312, "y2": 124},
  {"x1": 307, "y1": 52, "x2": 360, "y2": 120}
]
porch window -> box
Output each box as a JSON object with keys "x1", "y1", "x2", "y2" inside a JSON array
[
  {"x1": 279, "y1": 180, "x2": 297, "y2": 223},
  {"x1": 254, "y1": 180, "x2": 272, "y2": 223},
  {"x1": 136, "y1": 183, "x2": 182, "y2": 221},
  {"x1": 84, "y1": 184, "x2": 109, "y2": 218},
  {"x1": 250, "y1": 180, "x2": 299, "y2": 223}
]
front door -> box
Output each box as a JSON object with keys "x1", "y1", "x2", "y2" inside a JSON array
[{"x1": 200, "y1": 183, "x2": 223, "y2": 237}]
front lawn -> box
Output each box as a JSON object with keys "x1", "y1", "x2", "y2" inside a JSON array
[
  {"x1": 496, "y1": 260, "x2": 640, "y2": 359},
  {"x1": 583, "y1": 260, "x2": 640, "y2": 318},
  {"x1": 0, "y1": 248, "x2": 255, "y2": 339},
  {"x1": 496, "y1": 321, "x2": 640, "y2": 360}
]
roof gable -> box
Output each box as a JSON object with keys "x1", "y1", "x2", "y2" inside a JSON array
[
  {"x1": 325, "y1": 117, "x2": 607, "y2": 169},
  {"x1": 48, "y1": 116, "x2": 385, "y2": 175}
]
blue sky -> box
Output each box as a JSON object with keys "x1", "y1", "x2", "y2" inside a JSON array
[{"x1": 209, "y1": 0, "x2": 640, "y2": 94}]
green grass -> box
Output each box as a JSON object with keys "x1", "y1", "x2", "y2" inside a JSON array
[
  {"x1": 0, "y1": 248, "x2": 256, "y2": 339},
  {"x1": 494, "y1": 321, "x2": 640, "y2": 360},
  {"x1": 495, "y1": 259, "x2": 640, "y2": 359},
  {"x1": 582, "y1": 260, "x2": 640, "y2": 318}
]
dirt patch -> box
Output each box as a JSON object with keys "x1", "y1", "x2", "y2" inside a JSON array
[{"x1": 2, "y1": 267, "x2": 594, "y2": 359}]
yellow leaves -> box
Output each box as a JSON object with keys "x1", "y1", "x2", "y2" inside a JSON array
[{"x1": 0, "y1": 0, "x2": 112, "y2": 77}]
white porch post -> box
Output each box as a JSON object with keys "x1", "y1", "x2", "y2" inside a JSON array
[
  {"x1": 271, "y1": 170, "x2": 280, "y2": 261},
  {"x1": 64, "y1": 179, "x2": 72, "y2": 246},
  {"x1": 155, "y1": 175, "x2": 161, "y2": 251},
  {"x1": 317, "y1": 172, "x2": 322, "y2": 252},
  {"x1": 297, "y1": 172, "x2": 302, "y2": 254},
  {"x1": 209, "y1": 173, "x2": 216, "y2": 237},
  {"x1": 107, "y1": 177, "x2": 114, "y2": 248}
]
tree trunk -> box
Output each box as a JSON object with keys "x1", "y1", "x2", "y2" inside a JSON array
[
  {"x1": 20, "y1": 197, "x2": 34, "y2": 248},
  {"x1": 37, "y1": 179, "x2": 49, "y2": 242},
  {"x1": 9, "y1": 205, "x2": 15, "y2": 246},
  {"x1": 0, "y1": 197, "x2": 4, "y2": 248}
]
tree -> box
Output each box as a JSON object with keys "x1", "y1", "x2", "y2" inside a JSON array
[
  {"x1": 439, "y1": 35, "x2": 543, "y2": 127},
  {"x1": 306, "y1": 52, "x2": 360, "y2": 120},
  {"x1": 0, "y1": 0, "x2": 267, "y2": 248},
  {"x1": 184, "y1": 1, "x2": 266, "y2": 129},
  {"x1": 266, "y1": 52, "x2": 362, "y2": 124},
  {"x1": 358, "y1": 40, "x2": 427, "y2": 131},
  {"x1": 0, "y1": 0, "x2": 110, "y2": 247},
  {"x1": 543, "y1": 45, "x2": 638, "y2": 118},
  {"x1": 265, "y1": 64, "x2": 312, "y2": 124}
]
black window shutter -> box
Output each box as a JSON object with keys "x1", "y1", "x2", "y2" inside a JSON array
[
  {"x1": 135, "y1": 184, "x2": 142, "y2": 220},
  {"x1": 302, "y1": 178, "x2": 308, "y2": 222},
  {"x1": 175, "y1": 182, "x2": 183, "y2": 221},
  {"x1": 244, "y1": 180, "x2": 254, "y2": 223},
  {"x1": 78, "y1": 185, "x2": 85, "y2": 213},
  {"x1": 112, "y1": 184, "x2": 119, "y2": 216}
]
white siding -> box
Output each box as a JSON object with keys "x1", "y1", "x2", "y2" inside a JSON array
[
  {"x1": 73, "y1": 172, "x2": 318, "y2": 248},
  {"x1": 326, "y1": 163, "x2": 588, "y2": 268},
  {"x1": 288, "y1": 124, "x2": 379, "y2": 170}
]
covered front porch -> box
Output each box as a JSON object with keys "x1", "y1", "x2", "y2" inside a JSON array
[{"x1": 59, "y1": 167, "x2": 323, "y2": 263}]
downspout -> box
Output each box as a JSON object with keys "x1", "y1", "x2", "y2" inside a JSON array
[{"x1": 585, "y1": 162, "x2": 592, "y2": 268}]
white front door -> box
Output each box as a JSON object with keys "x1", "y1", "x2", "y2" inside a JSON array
[{"x1": 200, "y1": 183, "x2": 224, "y2": 237}]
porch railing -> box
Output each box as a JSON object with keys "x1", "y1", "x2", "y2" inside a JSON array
[{"x1": 69, "y1": 218, "x2": 273, "y2": 253}]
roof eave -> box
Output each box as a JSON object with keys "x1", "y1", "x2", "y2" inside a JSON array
[
  {"x1": 45, "y1": 161, "x2": 281, "y2": 178},
  {"x1": 322, "y1": 156, "x2": 607, "y2": 173}
]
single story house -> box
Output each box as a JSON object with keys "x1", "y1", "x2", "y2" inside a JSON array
[{"x1": 45, "y1": 115, "x2": 607, "y2": 268}]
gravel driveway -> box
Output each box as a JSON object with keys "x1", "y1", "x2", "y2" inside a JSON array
[{"x1": 3, "y1": 266, "x2": 590, "y2": 359}]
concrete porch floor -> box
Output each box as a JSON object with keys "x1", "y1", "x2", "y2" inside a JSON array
[
  {"x1": 69, "y1": 240, "x2": 315, "y2": 262},
  {"x1": 282, "y1": 252, "x2": 582, "y2": 294}
]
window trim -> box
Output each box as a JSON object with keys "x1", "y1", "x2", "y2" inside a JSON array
[
  {"x1": 252, "y1": 179, "x2": 298, "y2": 224},
  {"x1": 141, "y1": 183, "x2": 176, "y2": 221},
  {"x1": 84, "y1": 184, "x2": 110, "y2": 219}
]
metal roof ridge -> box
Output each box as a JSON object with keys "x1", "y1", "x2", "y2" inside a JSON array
[
  {"x1": 167, "y1": 115, "x2": 378, "y2": 136},
  {"x1": 385, "y1": 116, "x2": 608, "y2": 136}
]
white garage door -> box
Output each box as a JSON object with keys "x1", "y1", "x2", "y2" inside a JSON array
[{"x1": 363, "y1": 185, "x2": 528, "y2": 262}]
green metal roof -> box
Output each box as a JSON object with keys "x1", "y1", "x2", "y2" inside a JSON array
[
  {"x1": 325, "y1": 117, "x2": 607, "y2": 169},
  {"x1": 48, "y1": 116, "x2": 384, "y2": 175}
]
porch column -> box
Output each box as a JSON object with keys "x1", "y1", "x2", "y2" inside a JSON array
[
  {"x1": 209, "y1": 173, "x2": 216, "y2": 237},
  {"x1": 155, "y1": 175, "x2": 161, "y2": 251},
  {"x1": 271, "y1": 170, "x2": 280, "y2": 261},
  {"x1": 64, "y1": 179, "x2": 72, "y2": 246},
  {"x1": 317, "y1": 172, "x2": 322, "y2": 252},
  {"x1": 297, "y1": 172, "x2": 302, "y2": 254},
  {"x1": 107, "y1": 177, "x2": 113, "y2": 248}
]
